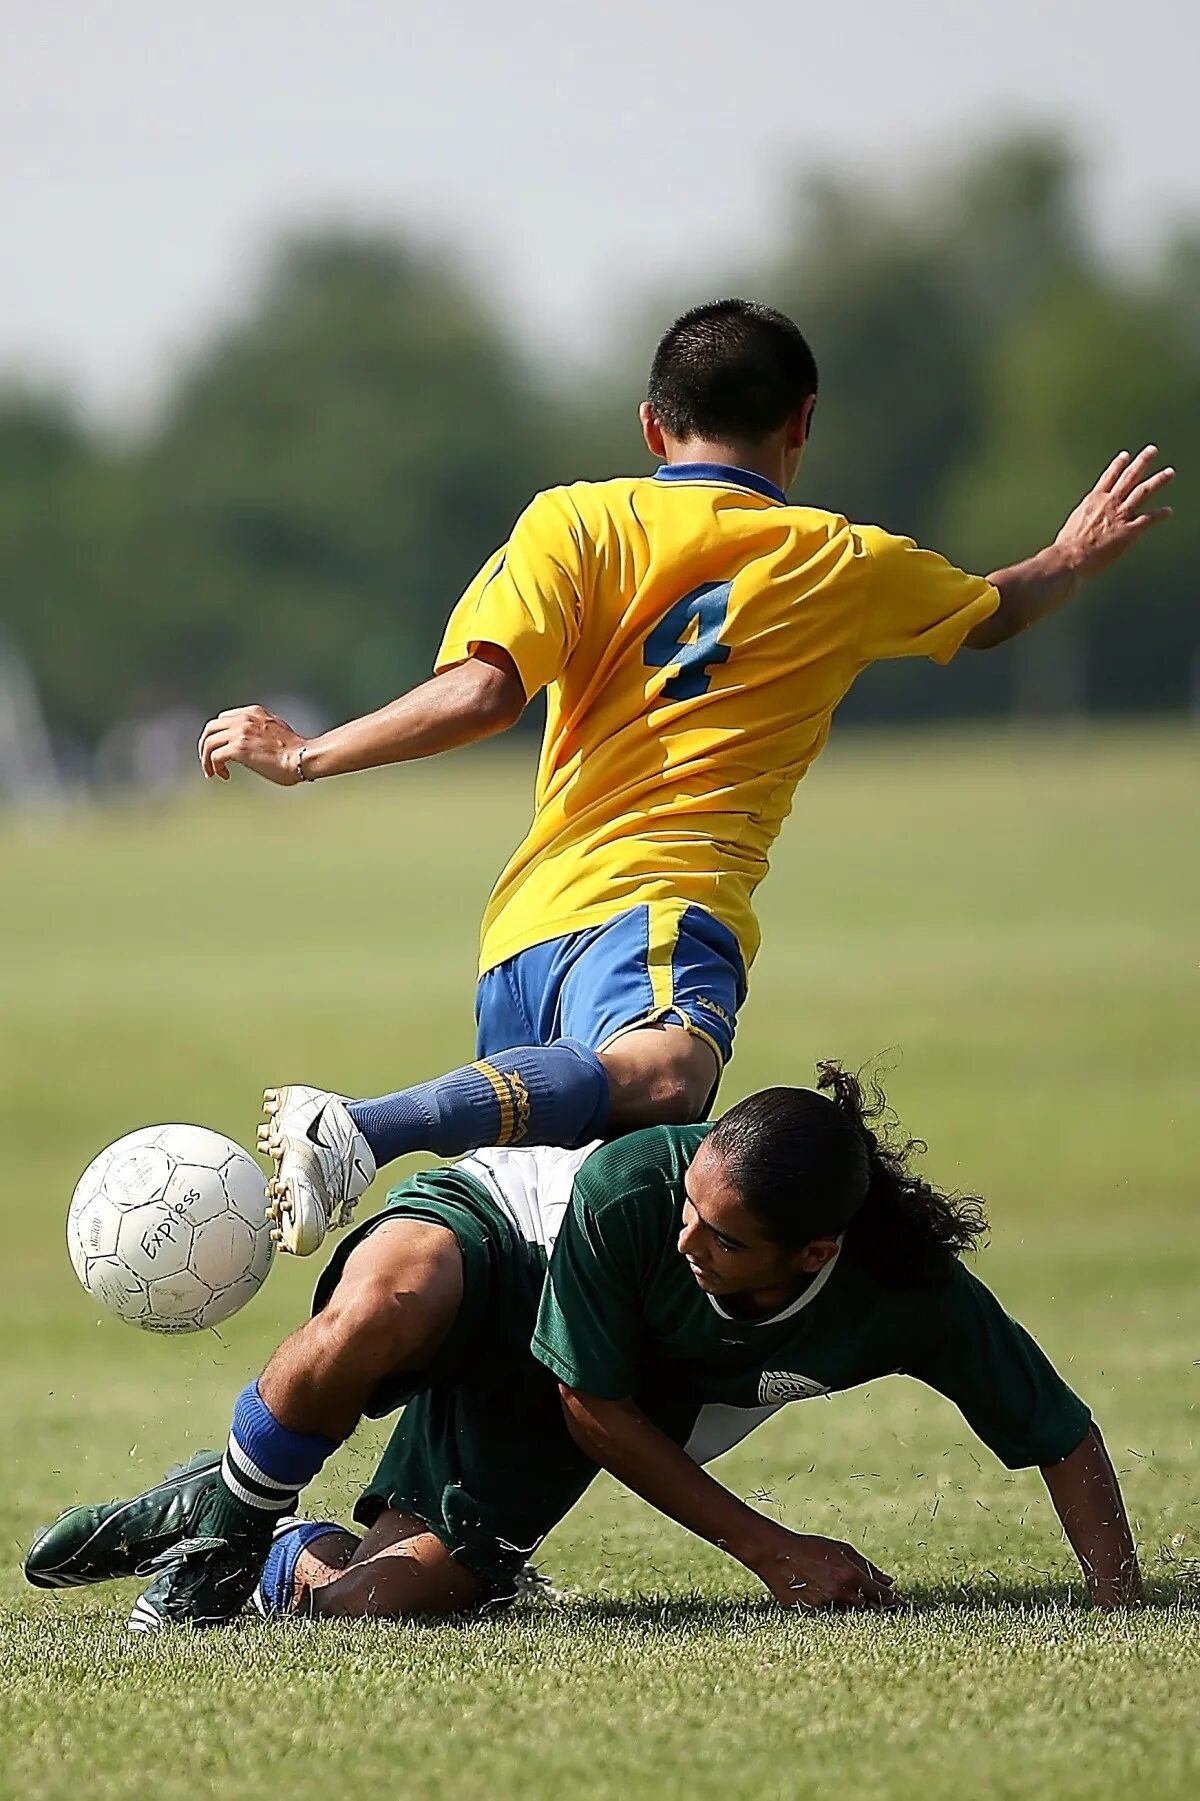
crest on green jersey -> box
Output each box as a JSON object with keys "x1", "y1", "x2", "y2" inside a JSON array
[{"x1": 757, "y1": 1371, "x2": 831, "y2": 1404}]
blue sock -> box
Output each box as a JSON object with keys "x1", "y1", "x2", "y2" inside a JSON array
[
  {"x1": 203, "y1": 1382, "x2": 339, "y2": 1542},
  {"x1": 346, "y1": 1038, "x2": 610, "y2": 1167},
  {"x1": 256, "y1": 1519, "x2": 342, "y2": 1619}
]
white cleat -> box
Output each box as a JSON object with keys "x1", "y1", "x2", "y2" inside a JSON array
[{"x1": 258, "y1": 1086, "x2": 376, "y2": 1257}]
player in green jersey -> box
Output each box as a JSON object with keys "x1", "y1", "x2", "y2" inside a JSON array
[{"x1": 27, "y1": 1069, "x2": 1141, "y2": 1624}]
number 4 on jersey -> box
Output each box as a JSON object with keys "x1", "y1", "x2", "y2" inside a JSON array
[{"x1": 643, "y1": 580, "x2": 733, "y2": 701}]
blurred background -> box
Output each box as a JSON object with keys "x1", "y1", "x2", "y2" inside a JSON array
[
  {"x1": 1, "y1": 0, "x2": 1198, "y2": 799},
  {"x1": 3, "y1": 17, "x2": 1199, "y2": 1792}
]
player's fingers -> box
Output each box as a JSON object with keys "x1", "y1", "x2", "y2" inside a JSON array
[
  {"x1": 838, "y1": 1546, "x2": 899, "y2": 1605},
  {"x1": 856, "y1": 1568, "x2": 900, "y2": 1606},
  {"x1": 212, "y1": 705, "x2": 260, "y2": 725},
  {"x1": 1111, "y1": 445, "x2": 1159, "y2": 502},
  {"x1": 1126, "y1": 506, "x2": 1173, "y2": 535},
  {"x1": 1122, "y1": 467, "x2": 1175, "y2": 512},
  {"x1": 1094, "y1": 449, "x2": 1130, "y2": 492},
  {"x1": 200, "y1": 725, "x2": 231, "y2": 774},
  {"x1": 207, "y1": 733, "x2": 237, "y2": 776},
  {"x1": 840, "y1": 1543, "x2": 895, "y2": 1587}
]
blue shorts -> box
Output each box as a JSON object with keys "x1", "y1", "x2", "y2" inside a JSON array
[{"x1": 474, "y1": 904, "x2": 747, "y2": 1070}]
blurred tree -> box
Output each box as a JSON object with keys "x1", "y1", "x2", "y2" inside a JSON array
[
  {"x1": 940, "y1": 267, "x2": 1199, "y2": 714},
  {"x1": 141, "y1": 232, "x2": 563, "y2": 722},
  {"x1": 758, "y1": 135, "x2": 1198, "y2": 722},
  {"x1": 1, "y1": 140, "x2": 1196, "y2": 755},
  {"x1": 767, "y1": 175, "x2": 982, "y2": 545},
  {"x1": 0, "y1": 391, "x2": 147, "y2": 747}
]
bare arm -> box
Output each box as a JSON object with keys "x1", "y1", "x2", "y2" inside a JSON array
[
  {"x1": 1040, "y1": 1423, "x2": 1144, "y2": 1608},
  {"x1": 198, "y1": 644, "x2": 526, "y2": 786},
  {"x1": 967, "y1": 445, "x2": 1174, "y2": 649},
  {"x1": 559, "y1": 1385, "x2": 897, "y2": 1611}
]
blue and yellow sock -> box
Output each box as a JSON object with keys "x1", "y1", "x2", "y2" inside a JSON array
[{"x1": 346, "y1": 1038, "x2": 609, "y2": 1167}]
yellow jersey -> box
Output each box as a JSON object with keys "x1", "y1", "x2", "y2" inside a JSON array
[{"x1": 436, "y1": 462, "x2": 998, "y2": 976}]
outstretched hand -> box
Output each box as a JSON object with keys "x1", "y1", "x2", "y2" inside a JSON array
[
  {"x1": 199, "y1": 705, "x2": 306, "y2": 785},
  {"x1": 1056, "y1": 445, "x2": 1174, "y2": 580}
]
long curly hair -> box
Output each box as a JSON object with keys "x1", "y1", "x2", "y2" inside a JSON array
[
  {"x1": 815, "y1": 1061, "x2": 988, "y2": 1287},
  {"x1": 706, "y1": 1062, "x2": 988, "y2": 1289}
]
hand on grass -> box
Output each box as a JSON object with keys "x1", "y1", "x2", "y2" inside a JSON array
[
  {"x1": 1086, "y1": 1567, "x2": 1146, "y2": 1610},
  {"x1": 748, "y1": 1526, "x2": 900, "y2": 1611},
  {"x1": 1055, "y1": 445, "x2": 1175, "y2": 581},
  {"x1": 199, "y1": 705, "x2": 306, "y2": 785}
]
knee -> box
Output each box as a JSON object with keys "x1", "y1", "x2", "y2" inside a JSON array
[
  {"x1": 603, "y1": 1034, "x2": 718, "y2": 1126},
  {"x1": 647, "y1": 1032, "x2": 721, "y2": 1121},
  {"x1": 645, "y1": 1068, "x2": 708, "y2": 1122}
]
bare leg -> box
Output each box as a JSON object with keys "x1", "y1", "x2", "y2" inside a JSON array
[
  {"x1": 304, "y1": 1508, "x2": 488, "y2": 1619},
  {"x1": 257, "y1": 1217, "x2": 463, "y2": 1440},
  {"x1": 600, "y1": 1024, "x2": 720, "y2": 1128},
  {"x1": 291, "y1": 1529, "x2": 359, "y2": 1602}
]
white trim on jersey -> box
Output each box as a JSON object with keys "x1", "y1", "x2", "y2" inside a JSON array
[{"x1": 704, "y1": 1235, "x2": 844, "y2": 1326}]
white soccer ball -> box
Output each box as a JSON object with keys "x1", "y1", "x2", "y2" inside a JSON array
[{"x1": 67, "y1": 1124, "x2": 275, "y2": 1334}]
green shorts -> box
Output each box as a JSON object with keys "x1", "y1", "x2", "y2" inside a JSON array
[
  {"x1": 352, "y1": 1379, "x2": 597, "y2": 1602},
  {"x1": 312, "y1": 1169, "x2": 599, "y2": 1601}
]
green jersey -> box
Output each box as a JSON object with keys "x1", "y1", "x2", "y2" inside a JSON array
[{"x1": 532, "y1": 1126, "x2": 1090, "y2": 1471}]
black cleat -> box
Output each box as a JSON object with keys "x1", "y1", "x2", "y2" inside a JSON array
[
  {"x1": 127, "y1": 1532, "x2": 271, "y2": 1633},
  {"x1": 25, "y1": 1451, "x2": 221, "y2": 1590}
]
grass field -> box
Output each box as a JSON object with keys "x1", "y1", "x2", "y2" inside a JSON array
[{"x1": 1, "y1": 728, "x2": 1197, "y2": 1800}]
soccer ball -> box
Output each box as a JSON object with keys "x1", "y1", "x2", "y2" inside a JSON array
[{"x1": 67, "y1": 1124, "x2": 275, "y2": 1334}]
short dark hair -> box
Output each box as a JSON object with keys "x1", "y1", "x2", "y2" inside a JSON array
[
  {"x1": 707, "y1": 1064, "x2": 988, "y2": 1288},
  {"x1": 647, "y1": 299, "x2": 818, "y2": 443}
]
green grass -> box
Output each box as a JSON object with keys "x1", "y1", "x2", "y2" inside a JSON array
[{"x1": 1, "y1": 727, "x2": 1197, "y2": 1800}]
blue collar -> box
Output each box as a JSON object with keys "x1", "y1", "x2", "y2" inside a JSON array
[{"x1": 653, "y1": 461, "x2": 788, "y2": 505}]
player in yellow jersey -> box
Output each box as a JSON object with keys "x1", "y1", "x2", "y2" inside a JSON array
[{"x1": 199, "y1": 300, "x2": 1174, "y2": 1255}]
